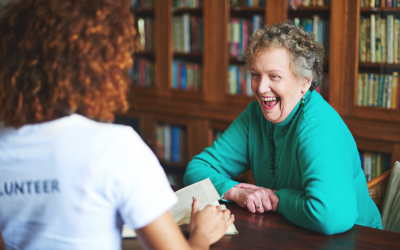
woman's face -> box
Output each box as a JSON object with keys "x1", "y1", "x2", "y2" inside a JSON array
[{"x1": 250, "y1": 47, "x2": 311, "y2": 124}]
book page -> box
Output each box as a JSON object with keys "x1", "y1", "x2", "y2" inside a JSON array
[
  {"x1": 171, "y1": 178, "x2": 220, "y2": 223},
  {"x1": 122, "y1": 178, "x2": 238, "y2": 238}
]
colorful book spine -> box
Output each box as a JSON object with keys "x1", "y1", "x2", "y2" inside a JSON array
[
  {"x1": 391, "y1": 72, "x2": 398, "y2": 109},
  {"x1": 371, "y1": 15, "x2": 376, "y2": 63},
  {"x1": 364, "y1": 152, "x2": 372, "y2": 182},
  {"x1": 387, "y1": 15, "x2": 394, "y2": 63}
]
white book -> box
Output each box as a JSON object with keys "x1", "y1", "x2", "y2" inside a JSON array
[
  {"x1": 183, "y1": 14, "x2": 191, "y2": 53},
  {"x1": 395, "y1": 19, "x2": 400, "y2": 63},
  {"x1": 371, "y1": 15, "x2": 376, "y2": 63},
  {"x1": 122, "y1": 179, "x2": 238, "y2": 238},
  {"x1": 313, "y1": 15, "x2": 320, "y2": 41},
  {"x1": 387, "y1": 75, "x2": 392, "y2": 108},
  {"x1": 387, "y1": 15, "x2": 394, "y2": 63},
  {"x1": 364, "y1": 152, "x2": 372, "y2": 182},
  {"x1": 164, "y1": 124, "x2": 172, "y2": 162}
]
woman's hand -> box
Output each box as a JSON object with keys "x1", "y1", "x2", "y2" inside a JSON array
[
  {"x1": 189, "y1": 197, "x2": 235, "y2": 245},
  {"x1": 223, "y1": 183, "x2": 279, "y2": 213}
]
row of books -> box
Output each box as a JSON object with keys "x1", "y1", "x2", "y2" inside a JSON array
[
  {"x1": 173, "y1": 14, "x2": 203, "y2": 53},
  {"x1": 359, "y1": 14, "x2": 400, "y2": 63},
  {"x1": 288, "y1": 16, "x2": 330, "y2": 58},
  {"x1": 155, "y1": 124, "x2": 186, "y2": 163},
  {"x1": 360, "y1": 151, "x2": 391, "y2": 182},
  {"x1": 230, "y1": 0, "x2": 265, "y2": 7},
  {"x1": 130, "y1": 0, "x2": 153, "y2": 9},
  {"x1": 173, "y1": 60, "x2": 202, "y2": 91},
  {"x1": 287, "y1": 0, "x2": 330, "y2": 7},
  {"x1": 228, "y1": 65, "x2": 253, "y2": 96},
  {"x1": 229, "y1": 16, "x2": 264, "y2": 59},
  {"x1": 173, "y1": 0, "x2": 202, "y2": 9},
  {"x1": 356, "y1": 72, "x2": 399, "y2": 109},
  {"x1": 361, "y1": 0, "x2": 400, "y2": 7},
  {"x1": 137, "y1": 18, "x2": 154, "y2": 51},
  {"x1": 130, "y1": 58, "x2": 154, "y2": 87}
]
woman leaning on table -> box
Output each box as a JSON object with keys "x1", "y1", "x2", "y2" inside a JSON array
[
  {"x1": 184, "y1": 22, "x2": 382, "y2": 235},
  {"x1": 0, "y1": 0, "x2": 233, "y2": 249}
]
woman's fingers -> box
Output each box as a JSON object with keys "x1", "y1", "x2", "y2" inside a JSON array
[
  {"x1": 191, "y1": 197, "x2": 199, "y2": 217},
  {"x1": 235, "y1": 183, "x2": 260, "y2": 189},
  {"x1": 270, "y1": 192, "x2": 280, "y2": 211}
]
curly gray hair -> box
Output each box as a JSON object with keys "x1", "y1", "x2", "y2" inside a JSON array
[{"x1": 245, "y1": 21, "x2": 324, "y2": 90}]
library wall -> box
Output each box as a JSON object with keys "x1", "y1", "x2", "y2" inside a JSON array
[{"x1": 122, "y1": 0, "x2": 400, "y2": 185}]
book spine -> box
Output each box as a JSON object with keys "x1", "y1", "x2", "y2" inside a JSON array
[
  {"x1": 381, "y1": 0, "x2": 386, "y2": 6},
  {"x1": 368, "y1": 73, "x2": 374, "y2": 106},
  {"x1": 371, "y1": 152, "x2": 377, "y2": 179},
  {"x1": 172, "y1": 126, "x2": 179, "y2": 162},
  {"x1": 164, "y1": 124, "x2": 171, "y2": 161},
  {"x1": 387, "y1": 15, "x2": 393, "y2": 63},
  {"x1": 373, "y1": 74, "x2": 380, "y2": 106},
  {"x1": 238, "y1": 19, "x2": 243, "y2": 59},
  {"x1": 360, "y1": 17, "x2": 367, "y2": 62},
  {"x1": 391, "y1": 71, "x2": 398, "y2": 109},
  {"x1": 181, "y1": 63, "x2": 187, "y2": 89},
  {"x1": 382, "y1": 18, "x2": 387, "y2": 63},
  {"x1": 394, "y1": 19, "x2": 400, "y2": 63},
  {"x1": 383, "y1": 74, "x2": 388, "y2": 107},
  {"x1": 378, "y1": 74, "x2": 385, "y2": 107},
  {"x1": 236, "y1": 65, "x2": 240, "y2": 94},
  {"x1": 364, "y1": 152, "x2": 372, "y2": 182},
  {"x1": 387, "y1": 75, "x2": 392, "y2": 108},
  {"x1": 313, "y1": 15, "x2": 319, "y2": 40},
  {"x1": 357, "y1": 74, "x2": 364, "y2": 105},
  {"x1": 376, "y1": 17, "x2": 381, "y2": 63},
  {"x1": 387, "y1": 0, "x2": 392, "y2": 7},
  {"x1": 183, "y1": 14, "x2": 190, "y2": 52},
  {"x1": 370, "y1": 0, "x2": 375, "y2": 8},
  {"x1": 363, "y1": 73, "x2": 369, "y2": 106},
  {"x1": 371, "y1": 15, "x2": 376, "y2": 63},
  {"x1": 377, "y1": 153, "x2": 383, "y2": 176}
]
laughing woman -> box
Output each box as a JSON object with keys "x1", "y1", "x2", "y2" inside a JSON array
[{"x1": 183, "y1": 22, "x2": 382, "y2": 235}]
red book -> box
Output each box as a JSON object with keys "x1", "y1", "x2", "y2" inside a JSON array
[{"x1": 387, "y1": 0, "x2": 392, "y2": 7}]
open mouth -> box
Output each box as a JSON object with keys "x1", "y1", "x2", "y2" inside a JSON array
[{"x1": 261, "y1": 96, "x2": 280, "y2": 109}]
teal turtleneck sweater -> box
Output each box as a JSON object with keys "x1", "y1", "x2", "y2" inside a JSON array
[{"x1": 183, "y1": 90, "x2": 382, "y2": 235}]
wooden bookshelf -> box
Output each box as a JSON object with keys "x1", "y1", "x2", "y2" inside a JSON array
[
  {"x1": 343, "y1": 0, "x2": 400, "y2": 179},
  {"x1": 122, "y1": 0, "x2": 400, "y2": 183}
]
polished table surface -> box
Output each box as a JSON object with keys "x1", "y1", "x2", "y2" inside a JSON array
[{"x1": 122, "y1": 190, "x2": 400, "y2": 250}]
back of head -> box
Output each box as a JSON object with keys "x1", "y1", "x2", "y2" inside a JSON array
[{"x1": 0, "y1": 0, "x2": 137, "y2": 128}]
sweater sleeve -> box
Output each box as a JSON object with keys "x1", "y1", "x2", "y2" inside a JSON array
[
  {"x1": 183, "y1": 105, "x2": 251, "y2": 197},
  {"x1": 275, "y1": 115, "x2": 358, "y2": 235}
]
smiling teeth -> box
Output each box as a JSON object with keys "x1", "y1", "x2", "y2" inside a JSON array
[{"x1": 261, "y1": 97, "x2": 277, "y2": 101}]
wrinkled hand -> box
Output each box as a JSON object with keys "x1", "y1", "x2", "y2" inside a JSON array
[
  {"x1": 189, "y1": 197, "x2": 235, "y2": 245},
  {"x1": 224, "y1": 183, "x2": 279, "y2": 213}
]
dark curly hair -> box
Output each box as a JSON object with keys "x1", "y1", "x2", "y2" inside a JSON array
[
  {"x1": 245, "y1": 21, "x2": 324, "y2": 90},
  {"x1": 0, "y1": 0, "x2": 138, "y2": 128}
]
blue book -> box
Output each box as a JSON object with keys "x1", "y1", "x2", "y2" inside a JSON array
[
  {"x1": 173, "y1": 60, "x2": 178, "y2": 89},
  {"x1": 384, "y1": 154, "x2": 392, "y2": 172},
  {"x1": 238, "y1": 19, "x2": 243, "y2": 59},
  {"x1": 360, "y1": 151, "x2": 364, "y2": 170},
  {"x1": 172, "y1": 126, "x2": 180, "y2": 162},
  {"x1": 236, "y1": 66, "x2": 240, "y2": 94},
  {"x1": 181, "y1": 63, "x2": 187, "y2": 89}
]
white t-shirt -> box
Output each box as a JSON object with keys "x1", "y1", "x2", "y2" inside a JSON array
[{"x1": 0, "y1": 114, "x2": 178, "y2": 250}]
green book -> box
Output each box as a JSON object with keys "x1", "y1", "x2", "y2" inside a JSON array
[
  {"x1": 371, "y1": 152, "x2": 377, "y2": 180},
  {"x1": 378, "y1": 74, "x2": 384, "y2": 107}
]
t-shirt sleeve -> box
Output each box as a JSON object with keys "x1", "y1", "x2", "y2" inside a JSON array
[
  {"x1": 183, "y1": 104, "x2": 252, "y2": 198},
  {"x1": 95, "y1": 126, "x2": 178, "y2": 230},
  {"x1": 274, "y1": 115, "x2": 358, "y2": 235}
]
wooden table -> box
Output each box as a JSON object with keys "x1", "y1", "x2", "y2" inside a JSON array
[{"x1": 122, "y1": 198, "x2": 400, "y2": 250}]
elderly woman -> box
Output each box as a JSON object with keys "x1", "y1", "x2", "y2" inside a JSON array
[
  {"x1": 184, "y1": 22, "x2": 382, "y2": 235},
  {"x1": 0, "y1": 0, "x2": 233, "y2": 249}
]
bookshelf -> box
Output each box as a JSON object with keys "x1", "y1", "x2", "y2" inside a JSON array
[
  {"x1": 343, "y1": 0, "x2": 400, "y2": 185},
  {"x1": 122, "y1": 0, "x2": 400, "y2": 185}
]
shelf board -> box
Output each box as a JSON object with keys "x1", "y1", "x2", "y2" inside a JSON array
[
  {"x1": 230, "y1": 57, "x2": 247, "y2": 63},
  {"x1": 134, "y1": 51, "x2": 155, "y2": 57},
  {"x1": 131, "y1": 8, "x2": 154, "y2": 14},
  {"x1": 173, "y1": 7, "x2": 202, "y2": 14},
  {"x1": 230, "y1": 7, "x2": 265, "y2": 12},
  {"x1": 359, "y1": 62, "x2": 400, "y2": 69},
  {"x1": 174, "y1": 52, "x2": 203, "y2": 60},
  {"x1": 288, "y1": 6, "x2": 330, "y2": 11},
  {"x1": 170, "y1": 89, "x2": 205, "y2": 102},
  {"x1": 360, "y1": 7, "x2": 400, "y2": 12}
]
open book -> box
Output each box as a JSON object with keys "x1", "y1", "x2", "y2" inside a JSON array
[{"x1": 122, "y1": 178, "x2": 238, "y2": 238}]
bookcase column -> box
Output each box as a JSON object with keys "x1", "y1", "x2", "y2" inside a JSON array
[
  {"x1": 154, "y1": 0, "x2": 172, "y2": 98},
  {"x1": 266, "y1": 0, "x2": 286, "y2": 25},
  {"x1": 203, "y1": 0, "x2": 229, "y2": 104},
  {"x1": 328, "y1": 0, "x2": 348, "y2": 114}
]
